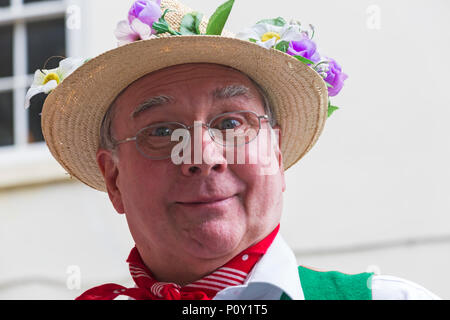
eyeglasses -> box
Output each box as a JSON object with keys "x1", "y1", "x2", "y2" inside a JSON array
[{"x1": 113, "y1": 110, "x2": 269, "y2": 160}]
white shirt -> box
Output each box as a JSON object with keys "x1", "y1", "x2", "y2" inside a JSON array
[{"x1": 212, "y1": 233, "x2": 441, "y2": 300}]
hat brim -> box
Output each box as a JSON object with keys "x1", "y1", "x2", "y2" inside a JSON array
[{"x1": 41, "y1": 36, "x2": 328, "y2": 192}]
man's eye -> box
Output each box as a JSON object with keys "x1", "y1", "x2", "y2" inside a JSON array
[
  {"x1": 151, "y1": 126, "x2": 173, "y2": 137},
  {"x1": 218, "y1": 118, "x2": 242, "y2": 130}
]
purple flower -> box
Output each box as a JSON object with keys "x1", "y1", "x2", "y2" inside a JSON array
[
  {"x1": 114, "y1": 0, "x2": 162, "y2": 46},
  {"x1": 115, "y1": 19, "x2": 155, "y2": 46},
  {"x1": 128, "y1": 0, "x2": 162, "y2": 34},
  {"x1": 323, "y1": 58, "x2": 348, "y2": 97},
  {"x1": 286, "y1": 36, "x2": 321, "y2": 64}
]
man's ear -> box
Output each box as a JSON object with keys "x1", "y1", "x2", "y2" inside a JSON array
[
  {"x1": 272, "y1": 124, "x2": 286, "y2": 192},
  {"x1": 96, "y1": 149, "x2": 125, "y2": 214}
]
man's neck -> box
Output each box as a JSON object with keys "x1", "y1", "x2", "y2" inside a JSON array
[
  {"x1": 135, "y1": 225, "x2": 279, "y2": 286},
  {"x1": 136, "y1": 242, "x2": 249, "y2": 286}
]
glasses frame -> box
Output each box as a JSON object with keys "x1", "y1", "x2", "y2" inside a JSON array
[{"x1": 113, "y1": 110, "x2": 270, "y2": 160}]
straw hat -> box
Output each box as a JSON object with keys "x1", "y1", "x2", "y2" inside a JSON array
[{"x1": 40, "y1": 0, "x2": 329, "y2": 192}]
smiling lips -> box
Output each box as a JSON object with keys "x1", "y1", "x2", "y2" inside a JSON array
[{"x1": 176, "y1": 195, "x2": 236, "y2": 207}]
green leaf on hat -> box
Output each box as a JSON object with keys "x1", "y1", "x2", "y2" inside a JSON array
[
  {"x1": 206, "y1": 0, "x2": 235, "y2": 35},
  {"x1": 293, "y1": 55, "x2": 316, "y2": 66},
  {"x1": 153, "y1": 9, "x2": 182, "y2": 35},
  {"x1": 275, "y1": 40, "x2": 289, "y2": 53},
  {"x1": 328, "y1": 102, "x2": 339, "y2": 118},
  {"x1": 256, "y1": 17, "x2": 287, "y2": 27},
  {"x1": 180, "y1": 12, "x2": 204, "y2": 35}
]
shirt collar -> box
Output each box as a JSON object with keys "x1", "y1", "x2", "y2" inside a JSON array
[{"x1": 213, "y1": 232, "x2": 304, "y2": 300}]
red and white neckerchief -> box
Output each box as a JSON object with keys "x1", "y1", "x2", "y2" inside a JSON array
[{"x1": 76, "y1": 224, "x2": 280, "y2": 300}]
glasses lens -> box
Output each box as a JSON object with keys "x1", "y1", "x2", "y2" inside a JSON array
[
  {"x1": 209, "y1": 111, "x2": 260, "y2": 146},
  {"x1": 135, "y1": 122, "x2": 186, "y2": 159}
]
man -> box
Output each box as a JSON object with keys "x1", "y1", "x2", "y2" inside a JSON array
[
  {"x1": 29, "y1": 0, "x2": 440, "y2": 299},
  {"x1": 97, "y1": 63, "x2": 284, "y2": 286},
  {"x1": 88, "y1": 62, "x2": 289, "y2": 299}
]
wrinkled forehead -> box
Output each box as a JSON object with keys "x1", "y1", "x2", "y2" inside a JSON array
[
  {"x1": 110, "y1": 63, "x2": 266, "y2": 121},
  {"x1": 118, "y1": 63, "x2": 260, "y2": 101}
]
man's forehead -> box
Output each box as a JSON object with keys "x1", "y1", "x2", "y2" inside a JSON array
[
  {"x1": 120, "y1": 64, "x2": 254, "y2": 97},
  {"x1": 130, "y1": 84, "x2": 255, "y2": 119},
  {"x1": 112, "y1": 64, "x2": 260, "y2": 117}
]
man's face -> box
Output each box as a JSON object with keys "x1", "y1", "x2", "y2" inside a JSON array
[{"x1": 98, "y1": 63, "x2": 285, "y2": 263}]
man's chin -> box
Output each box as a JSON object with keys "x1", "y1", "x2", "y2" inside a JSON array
[{"x1": 181, "y1": 221, "x2": 246, "y2": 260}]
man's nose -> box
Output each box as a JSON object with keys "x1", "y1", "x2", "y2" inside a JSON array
[{"x1": 180, "y1": 124, "x2": 227, "y2": 177}]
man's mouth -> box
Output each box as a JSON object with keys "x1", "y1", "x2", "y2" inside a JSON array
[{"x1": 175, "y1": 195, "x2": 237, "y2": 207}]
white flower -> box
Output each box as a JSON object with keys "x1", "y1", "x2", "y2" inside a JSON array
[
  {"x1": 25, "y1": 57, "x2": 85, "y2": 109},
  {"x1": 114, "y1": 19, "x2": 156, "y2": 47},
  {"x1": 236, "y1": 23, "x2": 304, "y2": 49}
]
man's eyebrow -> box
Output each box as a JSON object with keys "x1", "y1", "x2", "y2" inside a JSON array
[
  {"x1": 212, "y1": 85, "x2": 254, "y2": 100},
  {"x1": 130, "y1": 95, "x2": 174, "y2": 119}
]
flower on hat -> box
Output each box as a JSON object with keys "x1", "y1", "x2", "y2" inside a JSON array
[
  {"x1": 114, "y1": 0, "x2": 162, "y2": 46},
  {"x1": 236, "y1": 19, "x2": 304, "y2": 49},
  {"x1": 237, "y1": 16, "x2": 347, "y2": 116},
  {"x1": 25, "y1": 57, "x2": 85, "y2": 109},
  {"x1": 128, "y1": 0, "x2": 162, "y2": 26},
  {"x1": 116, "y1": 0, "x2": 236, "y2": 46},
  {"x1": 321, "y1": 57, "x2": 348, "y2": 97},
  {"x1": 286, "y1": 35, "x2": 321, "y2": 65},
  {"x1": 114, "y1": 19, "x2": 156, "y2": 46}
]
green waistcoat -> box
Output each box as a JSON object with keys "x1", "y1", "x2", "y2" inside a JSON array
[{"x1": 280, "y1": 266, "x2": 374, "y2": 300}]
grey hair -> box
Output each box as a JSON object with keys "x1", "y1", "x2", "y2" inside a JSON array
[
  {"x1": 98, "y1": 76, "x2": 277, "y2": 154},
  {"x1": 248, "y1": 77, "x2": 277, "y2": 127}
]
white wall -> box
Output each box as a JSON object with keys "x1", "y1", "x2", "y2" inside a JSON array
[
  {"x1": 0, "y1": 0, "x2": 449, "y2": 299},
  {"x1": 0, "y1": 181, "x2": 134, "y2": 299}
]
